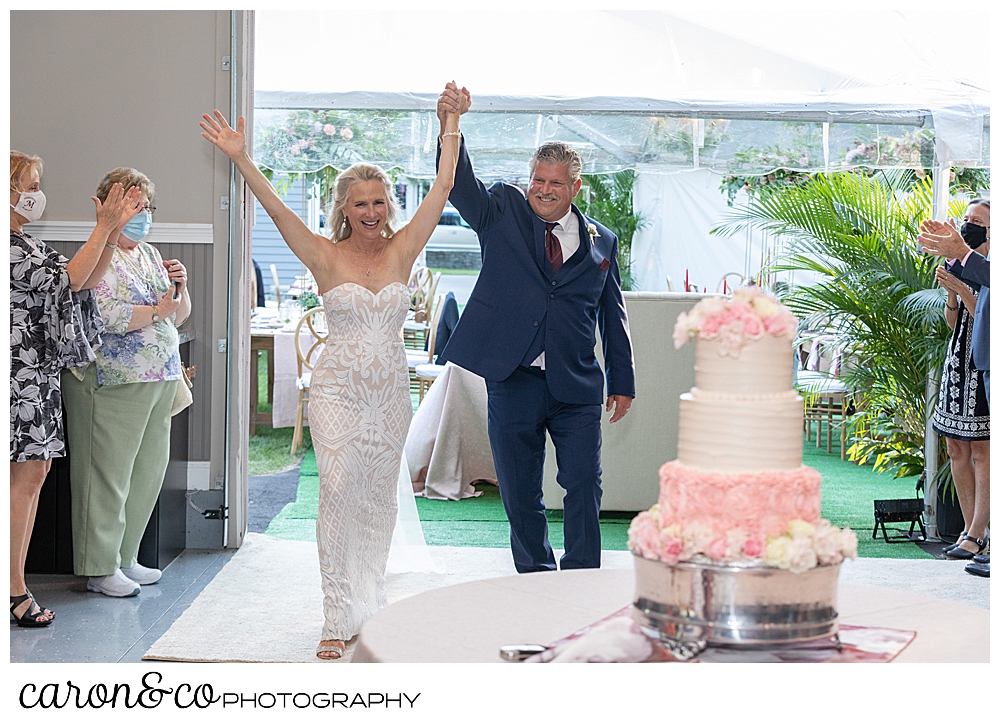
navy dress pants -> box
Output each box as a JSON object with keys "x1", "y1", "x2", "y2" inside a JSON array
[{"x1": 486, "y1": 366, "x2": 603, "y2": 573}]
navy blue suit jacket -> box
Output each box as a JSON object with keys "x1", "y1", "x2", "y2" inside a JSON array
[
  {"x1": 954, "y1": 251, "x2": 990, "y2": 371},
  {"x1": 437, "y1": 139, "x2": 635, "y2": 405}
]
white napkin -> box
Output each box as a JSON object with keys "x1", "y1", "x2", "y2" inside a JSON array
[{"x1": 525, "y1": 617, "x2": 658, "y2": 663}]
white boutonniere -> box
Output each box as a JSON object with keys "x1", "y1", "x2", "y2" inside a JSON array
[{"x1": 587, "y1": 223, "x2": 599, "y2": 243}]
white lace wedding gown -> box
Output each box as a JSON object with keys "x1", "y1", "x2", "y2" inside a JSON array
[{"x1": 310, "y1": 282, "x2": 413, "y2": 641}]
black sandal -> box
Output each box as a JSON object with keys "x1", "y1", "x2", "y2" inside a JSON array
[
  {"x1": 10, "y1": 594, "x2": 54, "y2": 628},
  {"x1": 946, "y1": 535, "x2": 988, "y2": 560},
  {"x1": 25, "y1": 588, "x2": 54, "y2": 620}
]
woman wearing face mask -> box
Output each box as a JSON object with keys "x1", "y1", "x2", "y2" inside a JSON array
[
  {"x1": 930, "y1": 199, "x2": 990, "y2": 561},
  {"x1": 60, "y1": 167, "x2": 191, "y2": 597},
  {"x1": 10, "y1": 151, "x2": 140, "y2": 626}
]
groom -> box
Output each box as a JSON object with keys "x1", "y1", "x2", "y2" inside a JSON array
[{"x1": 436, "y1": 86, "x2": 635, "y2": 573}]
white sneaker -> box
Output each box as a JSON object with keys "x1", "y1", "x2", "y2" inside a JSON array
[
  {"x1": 87, "y1": 570, "x2": 140, "y2": 597},
  {"x1": 120, "y1": 563, "x2": 162, "y2": 585}
]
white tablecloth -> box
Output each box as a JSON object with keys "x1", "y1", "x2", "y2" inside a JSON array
[
  {"x1": 404, "y1": 363, "x2": 497, "y2": 499},
  {"x1": 352, "y1": 569, "x2": 991, "y2": 663},
  {"x1": 271, "y1": 331, "x2": 302, "y2": 429}
]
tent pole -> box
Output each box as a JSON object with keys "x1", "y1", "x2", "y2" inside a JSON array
[{"x1": 923, "y1": 149, "x2": 951, "y2": 541}]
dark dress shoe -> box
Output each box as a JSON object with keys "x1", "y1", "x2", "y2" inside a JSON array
[
  {"x1": 965, "y1": 561, "x2": 990, "y2": 578},
  {"x1": 945, "y1": 535, "x2": 988, "y2": 560},
  {"x1": 972, "y1": 552, "x2": 990, "y2": 565},
  {"x1": 942, "y1": 532, "x2": 968, "y2": 554}
]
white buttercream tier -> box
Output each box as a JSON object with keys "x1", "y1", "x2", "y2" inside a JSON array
[
  {"x1": 695, "y1": 335, "x2": 793, "y2": 395},
  {"x1": 677, "y1": 390, "x2": 804, "y2": 472}
]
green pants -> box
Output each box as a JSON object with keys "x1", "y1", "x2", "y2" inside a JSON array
[{"x1": 61, "y1": 364, "x2": 174, "y2": 577}]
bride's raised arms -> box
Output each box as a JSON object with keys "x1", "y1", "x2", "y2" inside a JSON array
[
  {"x1": 200, "y1": 110, "x2": 329, "y2": 276},
  {"x1": 393, "y1": 82, "x2": 470, "y2": 265}
]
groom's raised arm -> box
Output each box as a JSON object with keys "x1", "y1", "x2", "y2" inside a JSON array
[{"x1": 435, "y1": 86, "x2": 503, "y2": 238}]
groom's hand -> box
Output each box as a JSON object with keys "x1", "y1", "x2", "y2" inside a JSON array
[
  {"x1": 606, "y1": 394, "x2": 633, "y2": 423},
  {"x1": 437, "y1": 82, "x2": 463, "y2": 127}
]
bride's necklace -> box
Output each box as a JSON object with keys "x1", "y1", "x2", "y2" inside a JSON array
[{"x1": 347, "y1": 239, "x2": 388, "y2": 278}]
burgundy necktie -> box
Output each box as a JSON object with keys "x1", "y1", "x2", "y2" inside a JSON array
[{"x1": 545, "y1": 222, "x2": 563, "y2": 273}]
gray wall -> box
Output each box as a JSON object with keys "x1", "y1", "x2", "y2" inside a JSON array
[
  {"x1": 11, "y1": 10, "x2": 234, "y2": 472},
  {"x1": 10, "y1": 11, "x2": 219, "y2": 225}
]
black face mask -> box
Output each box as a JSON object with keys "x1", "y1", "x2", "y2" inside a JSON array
[{"x1": 961, "y1": 221, "x2": 988, "y2": 249}]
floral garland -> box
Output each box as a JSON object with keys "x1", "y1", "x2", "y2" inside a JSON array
[
  {"x1": 673, "y1": 286, "x2": 798, "y2": 357},
  {"x1": 628, "y1": 511, "x2": 858, "y2": 574}
]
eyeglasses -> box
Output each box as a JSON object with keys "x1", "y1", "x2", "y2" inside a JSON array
[{"x1": 143, "y1": 204, "x2": 156, "y2": 214}]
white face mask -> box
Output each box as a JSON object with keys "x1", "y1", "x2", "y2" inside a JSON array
[{"x1": 11, "y1": 190, "x2": 46, "y2": 223}]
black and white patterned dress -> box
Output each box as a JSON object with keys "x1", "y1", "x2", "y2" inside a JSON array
[
  {"x1": 10, "y1": 231, "x2": 104, "y2": 462},
  {"x1": 931, "y1": 286, "x2": 990, "y2": 442}
]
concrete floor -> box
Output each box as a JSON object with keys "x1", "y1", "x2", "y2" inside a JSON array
[{"x1": 13, "y1": 548, "x2": 234, "y2": 663}]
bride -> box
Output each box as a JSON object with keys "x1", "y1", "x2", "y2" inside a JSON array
[{"x1": 201, "y1": 83, "x2": 469, "y2": 659}]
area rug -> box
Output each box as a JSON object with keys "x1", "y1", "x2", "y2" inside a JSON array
[{"x1": 142, "y1": 533, "x2": 633, "y2": 663}]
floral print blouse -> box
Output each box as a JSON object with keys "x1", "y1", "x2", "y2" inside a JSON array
[
  {"x1": 10, "y1": 231, "x2": 104, "y2": 461},
  {"x1": 93, "y1": 241, "x2": 181, "y2": 386}
]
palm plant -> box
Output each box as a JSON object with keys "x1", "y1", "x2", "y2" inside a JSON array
[{"x1": 713, "y1": 170, "x2": 966, "y2": 477}]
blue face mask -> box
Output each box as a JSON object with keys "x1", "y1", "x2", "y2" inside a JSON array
[{"x1": 121, "y1": 210, "x2": 152, "y2": 241}]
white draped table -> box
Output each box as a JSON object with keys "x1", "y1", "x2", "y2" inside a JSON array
[
  {"x1": 352, "y1": 568, "x2": 989, "y2": 663},
  {"x1": 404, "y1": 362, "x2": 497, "y2": 499}
]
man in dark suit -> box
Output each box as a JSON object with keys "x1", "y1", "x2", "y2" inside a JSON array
[
  {"x1": 436, "y1": 86, "x2": 635, "y2": 573},
  {"x1": 919, "y1": 202, "x2": 990, "y2": 579}
]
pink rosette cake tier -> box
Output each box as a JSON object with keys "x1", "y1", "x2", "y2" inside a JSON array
[{"x1": 658, "y1": 460, "x2": 822, "y2": 540}]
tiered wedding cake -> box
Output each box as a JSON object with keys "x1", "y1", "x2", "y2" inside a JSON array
[{"x1": 628, "y1": 287, "x2": 857, "y2": 571}]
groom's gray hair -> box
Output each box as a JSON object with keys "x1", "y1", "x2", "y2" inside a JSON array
[{"x1": 529, "y1": 142, "x2": 582, "y2": 183}]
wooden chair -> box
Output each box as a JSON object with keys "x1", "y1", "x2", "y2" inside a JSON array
[
  {"x1": 406, "y1": 293, "x2": 443, "y2": 396},
  {"x1": 415, "y1": 294, "x2": 447, "y2": 403},
  {"x1": 291, "y1": 307, "x2": 327, "y2": 455},
  {"x1": 797, "y1": 337, "x2": 853, "y2": 458},
  {"x1": 404, "y1": 267, "x2": 434, "y2": 349}
]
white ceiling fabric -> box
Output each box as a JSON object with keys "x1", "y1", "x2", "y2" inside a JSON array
[{"x1": 255, "y1": 3, "x2": 989, "y2": 118}]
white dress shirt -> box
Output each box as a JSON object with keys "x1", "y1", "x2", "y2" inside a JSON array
[{"x1": 531, "y1": 208, "x2": 581, "y2": 369}]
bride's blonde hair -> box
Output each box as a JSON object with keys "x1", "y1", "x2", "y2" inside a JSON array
[{"x1": 328, "y1": 163, "x2": 402, "y2": 242}]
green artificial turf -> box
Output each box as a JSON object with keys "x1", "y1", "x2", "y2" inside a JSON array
[{"x1": 264, "y1": 427, "x2": 932, "y2": 559}]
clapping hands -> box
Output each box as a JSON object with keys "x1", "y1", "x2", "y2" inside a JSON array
[
  {"x1": 918, "y1": 218, "x2": 970, "y2": 259},
  {"x1": 935, "y1": 264, "x2": 970, "y2": 296},
  {"x1": 93, "y1": 184, "x2": 143, "y2": 232}
]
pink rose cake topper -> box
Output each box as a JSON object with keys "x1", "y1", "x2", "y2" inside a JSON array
[{"x1": 673, "y1": 286, "x2": 798, "y2": 356}]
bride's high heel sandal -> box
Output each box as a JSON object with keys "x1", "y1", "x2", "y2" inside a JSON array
[{"x1": 317, "y1": 639, "x2": 346, "y2": 660}]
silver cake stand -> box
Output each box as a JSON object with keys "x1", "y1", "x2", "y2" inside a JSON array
[{"x1": 632, "y1": 553, "x2": 842, "y2": 660}]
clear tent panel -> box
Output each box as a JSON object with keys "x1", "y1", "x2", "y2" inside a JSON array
[{"x1": 254, "y1": 108, "x2": 986, "y2": 181}]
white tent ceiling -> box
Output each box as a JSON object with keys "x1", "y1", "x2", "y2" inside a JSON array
[{"x1": 255, "y1": 3, "x2": 988, "y2": 112}]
